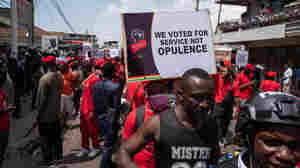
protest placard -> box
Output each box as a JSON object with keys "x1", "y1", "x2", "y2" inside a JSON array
[{"x1": 121, "y1": 10, "x2": 216, "y2": 82}]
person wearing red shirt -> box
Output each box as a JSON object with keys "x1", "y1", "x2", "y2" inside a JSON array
[
  {"x1": 60, "y1": 63, "x2": 76, "y2": 127},
  {"x1": 0, "y1": 57, "x2": 15, "y2": 167},
  {"x1": 233, "y1": 64, "x2": 256, "y2": 104},
  {"x1": 77, "y1": 61, "x2": 102, "y2": 158},
  {"x1": 0, "y1": 88, "x2": 10, "y2": 167},
  {"x1": 212, "y1": 61, "x2": 234, "y2": 142},
  {"x1": 213, "y1": 61, "x2": 233, "y2": 103},
  {"x1": 126, "y1": 81, "x2": 145, "y2": 111},
  {"x1": 260, "y1": 71, "x2": 280, "y2": 92},
  {"x1": 112, "y1": 57, "x2": 126, "y2": 87},
  {"x1": 232, "y1": 64, "x2": 257, "y2": 124},
  {"x1": 122, "y1": 79, "x2": 172, "y2": 168}
]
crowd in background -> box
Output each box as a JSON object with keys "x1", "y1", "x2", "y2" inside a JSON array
[{"x1": 0, "y1": 46, "x2": 300, "y2": 168}]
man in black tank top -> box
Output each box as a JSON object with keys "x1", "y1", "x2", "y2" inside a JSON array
[{"x1": 115, "y1": 68, "x2": 220, "y2": 168}]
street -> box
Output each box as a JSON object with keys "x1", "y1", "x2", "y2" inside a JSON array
[{"x1": 3, "y1": 95, "x2": 102, "y2": 168}]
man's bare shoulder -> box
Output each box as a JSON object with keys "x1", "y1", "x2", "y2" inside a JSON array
[
  {"x1": 144, "y1": 114, "x2": 160, "y2": 128},
  {"x1": 140, "y1": 114, "x2": 160, "y2": 141}
]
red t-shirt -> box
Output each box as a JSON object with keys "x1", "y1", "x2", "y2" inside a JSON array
[
  {"x1": 233, "y1": 71, "x2": 254, "y2": 100},
  {"x1": 113, "y1": 62, "x2": 125, "y2": 83},
  {"x1": 122, "y1": 100, "x2": 155, "y2": 168},
  {"x1": 126, "y1": 81, "x2": 145, "y2": 111},
  {"x1": 62, "y1": 71, "x2": 76, "y2": 95},
  {"x1": 260, "y1": 80, "x2": 280, "y2": 92},
  {"x1": 80, "y1": 73, "x2": 100, "y2": 118},
  {"x1": 213, "y1": 73, "x2": 232, "y2": 103},
  {"x1": 0, "y1": 88, "x2": 9, "y2": 130}
]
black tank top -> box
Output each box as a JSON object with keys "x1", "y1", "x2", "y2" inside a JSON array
[{"x1": 155, "y1": 109, "x2": 219, "y2": 168}]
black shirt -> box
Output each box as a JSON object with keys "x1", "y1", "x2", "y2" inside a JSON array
[{"x1": 155, "y1": 109, "x2": 219, "y2": 168}]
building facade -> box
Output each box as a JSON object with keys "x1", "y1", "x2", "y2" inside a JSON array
[{"x1": 215, "y1": 0, "x2": 300, "y2": 72}]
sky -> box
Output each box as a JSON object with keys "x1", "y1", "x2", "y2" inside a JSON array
[{"x1": 34, "y1": 0, "x2": 246, "y2": 45}]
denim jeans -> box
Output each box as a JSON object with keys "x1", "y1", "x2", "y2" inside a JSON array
[
  {"x1": 99, "y1": 113, "x2": 114, "y2": 168},
  {"x1": 98, "y1": 117, "x2": 106, "y2": 138}
]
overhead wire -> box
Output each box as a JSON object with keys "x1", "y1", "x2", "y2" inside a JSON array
[
  {"x1": 39, "y1": 0, "x2": 57, "y2": 29},
  {"x1": 0, "y1": 3, "x2": 5, "y2": 8},
  {"x1": 0, "y1": 0, "x2": 9, "y2": 8},
  {"x1": 1, "y1": 0, "x2": 9, "y2": 6},
  {"x1": 92, "y1": 0, "x2": 105, "y2": 36},
  {"x1": 59, "y1": 0, "x2": 65, "y2": 7},
  {"x1": 50, "y1": 0, "x2": 75, "y2": 33}
]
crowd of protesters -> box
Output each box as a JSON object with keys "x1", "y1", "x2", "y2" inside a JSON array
[{"x1": 0, "y1": 45, "x2": 300, "y2": 168}]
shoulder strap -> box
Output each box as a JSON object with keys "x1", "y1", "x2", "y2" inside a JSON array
[
  {"x1": 135, "y1": 105, "x2": 145, "y2": 130},
  {"x1": 130, "y1": 83, "x2": 143, "y2": 107},
  {"x1": 126, "y1": 83, "x2": 143, "y2": 113}
]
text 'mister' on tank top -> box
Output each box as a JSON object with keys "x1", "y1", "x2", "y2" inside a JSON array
[{"x1": 155, "y1": 109, "x2": 218, "y2": 168}]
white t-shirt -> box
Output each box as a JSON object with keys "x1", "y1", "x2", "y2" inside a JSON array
[{"x1": 284, "y1": 68, "x2": 293, "y2": 84}]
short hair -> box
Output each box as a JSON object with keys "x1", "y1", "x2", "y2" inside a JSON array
[
  {"x1": 59, "y1": 63, "x2": 68, "y2": 74},
  {"x1": 71, "y1": 61, "x2": 79, "y2": 70},
  {"x1": 182, "y1": 68, "x2": 211, "y2": 81},
  {"x1": 179, "y1": 68, "x2": 211, "y2": 90},
  {"x1": 46, "y1": 61, "x2": 56, "y2": 68},
  {"x1": 102, "y1": 62, "x2": 115, "y2": 78}
]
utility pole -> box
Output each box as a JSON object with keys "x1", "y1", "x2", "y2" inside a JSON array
[
  {"x1": 216, "y1": 0, "x2": 223, "y2": 32},
  {"x1": 31, "y1": 0, "x2": 34, "y2": 47},
  {"x1": 11, "y1": 0, "x2": 18, "y2": 59},
  {"x1": 195, "y1": 0, "x2": 200, "y2": 11}
]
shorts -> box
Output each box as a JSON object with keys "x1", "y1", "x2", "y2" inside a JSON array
[{"x1": 61, "y1": 94, "x2": 74, "y2": 118}]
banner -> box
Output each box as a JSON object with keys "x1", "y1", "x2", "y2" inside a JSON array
[
  {"x1": 42, "y1": 35, "x2": 58, "y2": 51},
  {"x1": 122, "y1": 10, "x2": 216, "y2": 81},
  {"x1": 236, "y1": 50, "x2": 248, "y2": 67}
]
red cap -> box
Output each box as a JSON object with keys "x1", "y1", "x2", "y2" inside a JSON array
[
  {"x1": 57, "y1": 61, "x2": 66, "y2": 65},
  {"x1": 66, "y1": 56, "x2": 73, "y2": 61},
  {"x1": 224, "y1": 61, "x2": 232, "y2": 67},
  {"x1": 42, "y1": 56, "x2": 56, "y2": 63},
  {"x1": 267, "y1": 71, "x2": 277, "y2": 78},
  {"x1": 95, "y1": 58, "x2": 106, "y2": 68},
  {"x1": 246, "y1": 64, "x2": 254, "y2": 71}
]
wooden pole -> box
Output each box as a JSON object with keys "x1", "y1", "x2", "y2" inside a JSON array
[{"x1": 11, "y1": 0, "x2": 18, "y2": 58}]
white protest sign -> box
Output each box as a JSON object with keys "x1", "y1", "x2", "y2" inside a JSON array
[
  {"x1": 151, "y1": 10, "x2": 216, "y2": 77},
  {"x1": 122, "y1": 9, "x2": 216, "y2": 81},
  {"x1": 236, "y1": 50, "x2": 248, "y2": 67}
]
